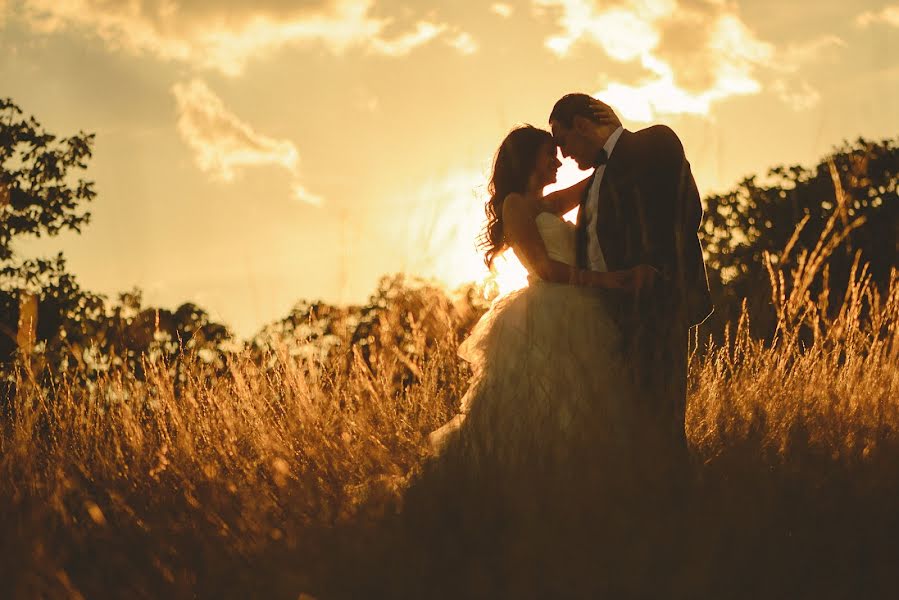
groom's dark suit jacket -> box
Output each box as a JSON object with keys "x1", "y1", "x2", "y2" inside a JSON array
[
  {"x1": 576, "y1": 125, "x2": 713, "y2": 449},
  {"x1": 575, "y1": 125, "x2": 713, "y2": 328}
]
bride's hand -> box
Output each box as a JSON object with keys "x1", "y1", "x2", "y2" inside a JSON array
[
  {"x1": 591, "y1": 270, "x2": 634, "y2": 290},
  {"x1": 628, "y1": 264, "x2": 660, "y2": 293},
  {"x1": 572, "y1": 268, "x2": 639, "y2": 290}
]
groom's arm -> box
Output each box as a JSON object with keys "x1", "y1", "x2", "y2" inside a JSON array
[{"x1": 642, "y1": 126, "x2": 711, "y2": 318}]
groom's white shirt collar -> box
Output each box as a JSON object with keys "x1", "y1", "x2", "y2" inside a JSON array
[{"x1": 603, "y1": 125, "x2": 625, "y2": 161}]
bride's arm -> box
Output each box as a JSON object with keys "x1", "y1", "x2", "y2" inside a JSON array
[
  {"x1": 539, "y1": 175, "x2": 591, "y2": 216},
  {"x1": 503, "y1": 194, "x2": 631, "y2": 289}
]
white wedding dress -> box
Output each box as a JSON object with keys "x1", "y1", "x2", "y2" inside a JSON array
[{"x1": 429, "y1": 212, "x2": 633, "y2": 465}]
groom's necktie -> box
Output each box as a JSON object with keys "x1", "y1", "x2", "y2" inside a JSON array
[{"x1": 594, "y1": 148, "x2": 609, "y2": 167}]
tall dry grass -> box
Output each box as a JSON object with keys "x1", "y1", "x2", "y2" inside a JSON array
[
  {"x1": 1, "y1": 208, "x2": 897, "y2": 598},
  {"x1": 1, "y1": 334, "x2": 467, "y2": 598}
]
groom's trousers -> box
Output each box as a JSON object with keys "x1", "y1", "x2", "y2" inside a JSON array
[{"x1": 619, "y1": 292, "x2": 691, "y2": 456}]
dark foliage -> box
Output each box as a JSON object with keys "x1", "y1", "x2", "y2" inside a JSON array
[{"x1": 699, "y1": 136, "x2": 898, "y2": 340}]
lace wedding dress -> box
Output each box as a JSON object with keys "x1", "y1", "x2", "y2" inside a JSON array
[{"x1": 429, "y1": 212, "x2": 633, "y2": 465}]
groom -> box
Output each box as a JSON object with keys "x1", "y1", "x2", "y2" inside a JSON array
[{"x1": 548, "y1": 93, "x2": 713, "y2": 456}]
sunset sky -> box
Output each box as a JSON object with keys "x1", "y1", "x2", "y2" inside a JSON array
[{"x1": 3, "y1": 0, "x2": 897, "y2": 337}]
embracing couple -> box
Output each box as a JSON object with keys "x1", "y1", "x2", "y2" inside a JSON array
[
  {"x1": 431, "y1": 93, "x2": 713, "y2": 466},
  {"x1": 400, "y1": 93, "x2": 715, "y2": 597}
]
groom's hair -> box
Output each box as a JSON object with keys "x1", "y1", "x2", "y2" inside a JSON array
[{"x1": 549, "y1": 93, "x2": 611, "y2": 128}]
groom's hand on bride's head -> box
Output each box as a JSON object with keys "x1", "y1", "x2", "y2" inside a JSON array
[{"x1": 589, "y1": 103, "x2": 619, "y2": 127}]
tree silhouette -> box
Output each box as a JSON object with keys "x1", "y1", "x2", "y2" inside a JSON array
[
  {"x1": 0, "y1": 99, "x2": 96, "y2": 260},
  {"x1": 0, "y1": 99, "x2": 233, "y2": 398},
  {"x1": 0, "y1": 98, "x2": 103, "y2": 412},
  {"x1": 1, "y1": 98, "x2": 100, "y2": 351},
  {"x1": 700, "y1": 136, "x2": 898, "y2": 339}
]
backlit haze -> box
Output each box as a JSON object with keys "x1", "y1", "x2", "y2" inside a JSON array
[{"x1": 3, "y1": 0, "x2": 897, "y2": 337}]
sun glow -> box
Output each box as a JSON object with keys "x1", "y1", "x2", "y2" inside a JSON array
[
  {"x1": 482, "y1": 248, "x2": 530, "y2": 298},
  {"x1": 403, "y1": 155, "x2": 589, "y2": 301}
]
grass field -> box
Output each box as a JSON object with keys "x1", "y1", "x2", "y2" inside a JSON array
[{"x1": 1, "y1": 215, "x2": 897, "y2": 599}]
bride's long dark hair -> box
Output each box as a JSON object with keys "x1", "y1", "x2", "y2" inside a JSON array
[{"x1": 480, "y1": 125, "x2": 554, "y2": 268}]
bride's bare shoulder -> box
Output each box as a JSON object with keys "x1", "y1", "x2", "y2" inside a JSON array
[{"x1": 502, "y1": 193, "x2": 537, "y2": 217}]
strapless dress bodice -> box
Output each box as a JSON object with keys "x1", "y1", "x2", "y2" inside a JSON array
[{"x1": 533, "y1": 212, "x2": 577, "y2": 268}]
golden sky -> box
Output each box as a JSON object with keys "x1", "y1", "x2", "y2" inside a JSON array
[{"x1": 3, "y1": 0, "x2": 897, "y2": 337}]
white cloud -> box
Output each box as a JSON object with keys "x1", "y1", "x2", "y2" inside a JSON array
[
  {"x1": 774, "y1": 35, "x2": 846, "y2": 75},
  {"x1": 17, "y1": 0, "x2": 467, "y2": 76},
  {"x1": 536, "y1": 0, "x2": 771, "y2": 120},
  {"x1": 763, "y1": 35, "x2": 845, "y2": 110},
  {"x1": 534, "y1": 0, "x2": 839, "y2": 120},
  {"x1": 491, "y1": 3, "x2": 514, "y2": 18},
  {"x1": 368, "y1": 21, "x2": 445, "y2": 57},
  {"x1": 771, "y1": 79, "x2": 821, "y2": 112},
  {"x1": 542, "y1": 1, "x2": 667, "y2": 61},
  {"x1": 172, "y1": 79, "x2": 322, "y2": 205},
  {"x1": 856, "y1": 5, "x2": 899, "y2": 27},
  {"x1": 447, "y1": 31, "x2": 479, "y2": 55},
  {"x1": 291, "y1": 183, "x2": 324, "y2": 206}
]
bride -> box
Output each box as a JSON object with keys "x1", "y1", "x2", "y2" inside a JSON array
[{"x1": 429, "y1": 124, "x2": 638, "y2": 469}]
